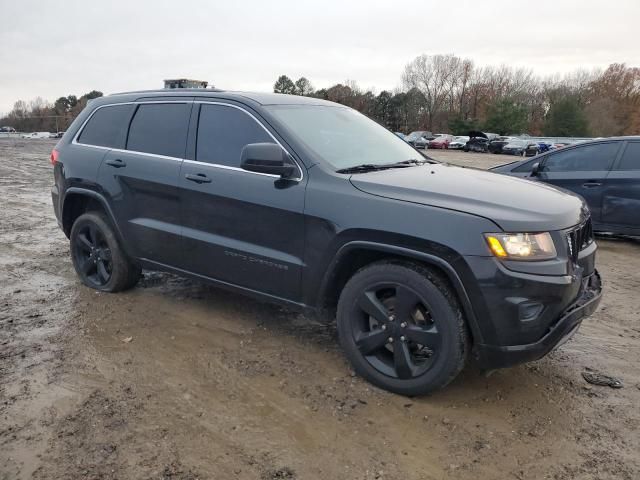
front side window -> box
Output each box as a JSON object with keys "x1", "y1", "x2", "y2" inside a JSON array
[
  {"x1": 512, "y1": 158, "x2": 539, "y2": 173},
  {"x1": 196, "y1": 104, "x2": 273, "y2": 167},
  {"x1": 615, "y1": 142, "x2": 640, "y2": 170},
  {"x1": 126, "y1": 103, "x2": 191, "y2": 158},
  {"x1": 77, "y1": 104, "x2": 134, "y2": 148},
  {"x1": 542, "y1": 142, "x2": 620, "y2": 172},
  {"x1": 267, "y1": 105, "x2": 424, "y2": 170}
]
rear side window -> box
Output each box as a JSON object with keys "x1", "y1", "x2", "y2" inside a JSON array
[
  {"x1": 615, "y1": 142, "x2": 640, "y2": 170},
  {"x1": 196, "y1": 104, "x2": 273, "y2": 167},
  {"x1": 542, "y1": 143, "x2": 619, "y2": 172},
  {"x1": 77, "y1": 104, "x2": 133, "y2": 148},
  {"x1": 127, "y1": 103, "x2": 191, "y2": 158}
]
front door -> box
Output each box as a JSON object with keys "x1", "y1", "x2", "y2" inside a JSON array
[
  {"x1": 537, "y1": 142, "x2": 621, "y2": 224},
  {"x1": 179, "y1": 102, "x2": 306, "y2": 302}
]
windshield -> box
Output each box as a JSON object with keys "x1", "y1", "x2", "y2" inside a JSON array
[
  {"x1": 507, "y1": 139, "x2": 527, "y2": 147},
  {"x1": 267, "y1": 105, "x2": 424, "y2": 170}
]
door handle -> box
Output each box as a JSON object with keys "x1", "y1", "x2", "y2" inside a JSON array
[
  {"x1": 105, "y1": 158, "x2": 126, "y2": 168},
  {"x1": 185, "y1": 173, "x2": 212, "y2": 184},
  {"x1": 582, "y1": 181, "x2": 602, "y2": 188}
]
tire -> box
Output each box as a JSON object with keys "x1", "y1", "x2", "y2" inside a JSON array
[
  {"x1": 69, "y1": 212, "x2": 141, "y2": 292},
  {"x1": 337, "y1": 261, "x2": 468, "y2": 396}
]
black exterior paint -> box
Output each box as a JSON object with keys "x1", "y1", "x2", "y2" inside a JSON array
[{"x1": 52, "y1": 89, "x2": 603, "y2": 370}]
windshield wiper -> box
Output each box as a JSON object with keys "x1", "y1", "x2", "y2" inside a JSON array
[{"x1": 336, "y1": 159, "x2": 427, "y2": 174}]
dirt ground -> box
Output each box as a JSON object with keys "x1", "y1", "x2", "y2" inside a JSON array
[{"x1": 1, "y1": 139, "x2": 638, "y2": 480}]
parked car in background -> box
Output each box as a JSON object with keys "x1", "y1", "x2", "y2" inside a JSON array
[
  {"x1": 1, "y1": 126, "x2": 17, "y2": 133},
  {"x1": 491, "y1": 137, "x2": 640, "y2": 236},
  {"x1": 394, "y1": 132, "x2": 406, "y2": 140},
  {"x1": 405, "y1": 131, "x2": 433, "y2": 148},
  {"x1": 20, "y1": 132, "x2": 51, "y2": 139},
  {"x1": 448, "y1": 136, "x2": 469, "y2": 149},
  {"x1": 502, "y1": 139, "x2": 533, "y2": 156},
  {"x1": 428, "y1": 134, "x2": 454, "y2": 149},
  {"x1": 536, "y1": 142, "x2": 553, "y2": 154},
  {"x1": 414, "y1": 136, "x2": 431, "y2": 149},
  {"x1": 464, "y1": 131, "x2": 490, "y2": 153},
  {"x1": 488, "y1": 136, "x2": 515, "y2": 154},
  {"x1": 50, "y1": 131, "x2": 65, "y2": 139},
  {"x1": 524, "y1": 142, "x2": 541, "y2": 157}
]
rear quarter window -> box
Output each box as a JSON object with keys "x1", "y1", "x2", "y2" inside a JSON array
[
  {"x1": 77, "y1": 104, "x2": 134, "y2": 148},
  {"x1": 126, "y1": 103, "x2": 192, "y2": 158}
]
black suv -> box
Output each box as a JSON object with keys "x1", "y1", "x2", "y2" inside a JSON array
[{"x1": 51, "y1": 90, "x2": 602, "y2": 396}]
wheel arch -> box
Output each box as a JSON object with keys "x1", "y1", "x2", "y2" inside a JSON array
[
  {"x1": 61, "y1": 188, "x2": 123, "y2": 241},
  {"x1": 316, "y1": 241, "x2": 484, "y2": 345}
]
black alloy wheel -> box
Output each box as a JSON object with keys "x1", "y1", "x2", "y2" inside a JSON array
[
  {"x1": 72, "y1": 222, "x2": 113, "y2": 287},
  {"x1": 351, "y1": 283, "x2": 441, "y2": 379},
  {"x1": 69, "y1": 212, "x2": 141, "y2": 292},
  {"x1": 337, "y1": 262, "x2": 467, "y2": 396}
]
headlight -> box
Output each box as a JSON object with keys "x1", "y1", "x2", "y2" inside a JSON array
[{"x1": 484, "y1": 232, "x2": 557, "y2": 261}]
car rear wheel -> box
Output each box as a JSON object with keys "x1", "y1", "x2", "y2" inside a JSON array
[
  {"x1": 70, "y1": 212, "x2": 141, "y2": 292},
  {"x1": 337, "y1": 261, "x2": 468, "y2": 396}
]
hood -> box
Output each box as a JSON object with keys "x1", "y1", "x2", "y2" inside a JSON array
[{"x1": 349, "y1": 163, "x2": 585, "y2": 232}]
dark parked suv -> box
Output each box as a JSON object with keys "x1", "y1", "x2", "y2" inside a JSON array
[{"x1": 50, "y1": 90, "x2": 602, "y2": 395}]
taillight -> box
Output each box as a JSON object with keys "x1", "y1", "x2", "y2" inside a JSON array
[{"x1": 50, "y1": 149, "x2": 59, "y2": 165}]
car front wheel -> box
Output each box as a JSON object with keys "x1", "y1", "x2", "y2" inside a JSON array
[{"x1": 337, "y1": 261, "x2": 468, "y2": 396}]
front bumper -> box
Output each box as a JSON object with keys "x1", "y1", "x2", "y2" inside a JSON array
[{"x1": 475, "y1": 270, "x2": 602, "y2": 369}]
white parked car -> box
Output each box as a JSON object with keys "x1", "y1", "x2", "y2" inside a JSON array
[
  {"x1": 448, "y1": 136, "x2": 470, "y2": 149},
  {"x1": 20, "y1": 132, "x2": 51, "y2": 139}
]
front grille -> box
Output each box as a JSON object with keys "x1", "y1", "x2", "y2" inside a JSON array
[{"x1": 567, "y1": 218, "x2": 594, "y2": 262}]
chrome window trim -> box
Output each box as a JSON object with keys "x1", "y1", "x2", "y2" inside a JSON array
[
  {"x1": 72, "y1": 100, "x2": 304, "y2": 182},
  {"x1": 182, "y1": 158, "x2": 279, "y2": 178}
]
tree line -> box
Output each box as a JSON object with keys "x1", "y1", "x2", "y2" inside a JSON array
[
  {"x1": 0, "y1": 91, "x2": 103, "y2": 133},
  {"x1": 3, "y1": 54, "x2": 638, "y2": 137},
  {"x1": 274, "y1": 55, "x2": 640, "y2": 137}
]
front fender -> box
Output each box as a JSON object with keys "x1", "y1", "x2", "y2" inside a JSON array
[{"x1": 313, "y1": 239, "x2": 484, "y2": 345}]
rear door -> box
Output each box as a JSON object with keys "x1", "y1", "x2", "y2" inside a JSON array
[
  {"x1": 536, "y1": 142, "x2": 622, "y2": 223},
  {"x1": 601, "y1": 141, "x2": 640, "y2": 233},
  {"x1": 178, "y1": 102, "x2": 306, "y2": 301},
  {"x1": 98, "y1": 101, "x2": 192, "y2": 266}
]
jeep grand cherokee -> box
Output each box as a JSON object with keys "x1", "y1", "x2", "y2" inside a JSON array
[{"x1": 50, "y1": 89, "x2": 602, "y2": 395}]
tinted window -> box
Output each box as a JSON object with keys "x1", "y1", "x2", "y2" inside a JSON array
[
  {"x1": 77, "y1": 104, "x2": 133, "y2": 148},
  {"x1": 542, "y1": 143, "x2": 619, "y2": 172},
  {"x1": 268, "y1": 105, "x2": 428, "y2": 169},
  {"x1": 196, "y1": 104, "x2": 273, "y2": 167},
  {"x1": 513, "y1": 158, "x2": 539, "y2": 172},
  {"x1": 127, "y1": 103, "x2": 191, "y2": 158},
  {"x1": 616, "y1": 142, "x2": 640, "y2": 170}
]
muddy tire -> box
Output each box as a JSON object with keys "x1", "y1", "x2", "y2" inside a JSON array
[
  {"x1": 69, "y1": 212, "x2": 140, "y2": 292},
  {"x1": 337, "y1": 261, "x2": 468, "y2": 396}
]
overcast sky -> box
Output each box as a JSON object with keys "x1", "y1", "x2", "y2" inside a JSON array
[{"x1": 1, "y1": 0, "x2": 639, "y2": 115}]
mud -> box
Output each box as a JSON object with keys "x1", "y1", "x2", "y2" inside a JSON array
[{"x1": 1, "y1": 139, "x2": 638, "y2": 479}]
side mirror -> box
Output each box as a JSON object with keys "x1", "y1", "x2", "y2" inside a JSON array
[
  {"x1": 530, "y1": 162, "x2": 541, "y2": 177},
  {"x1": 240, "y1": 143, "x2": 297, "y2": 179}
]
